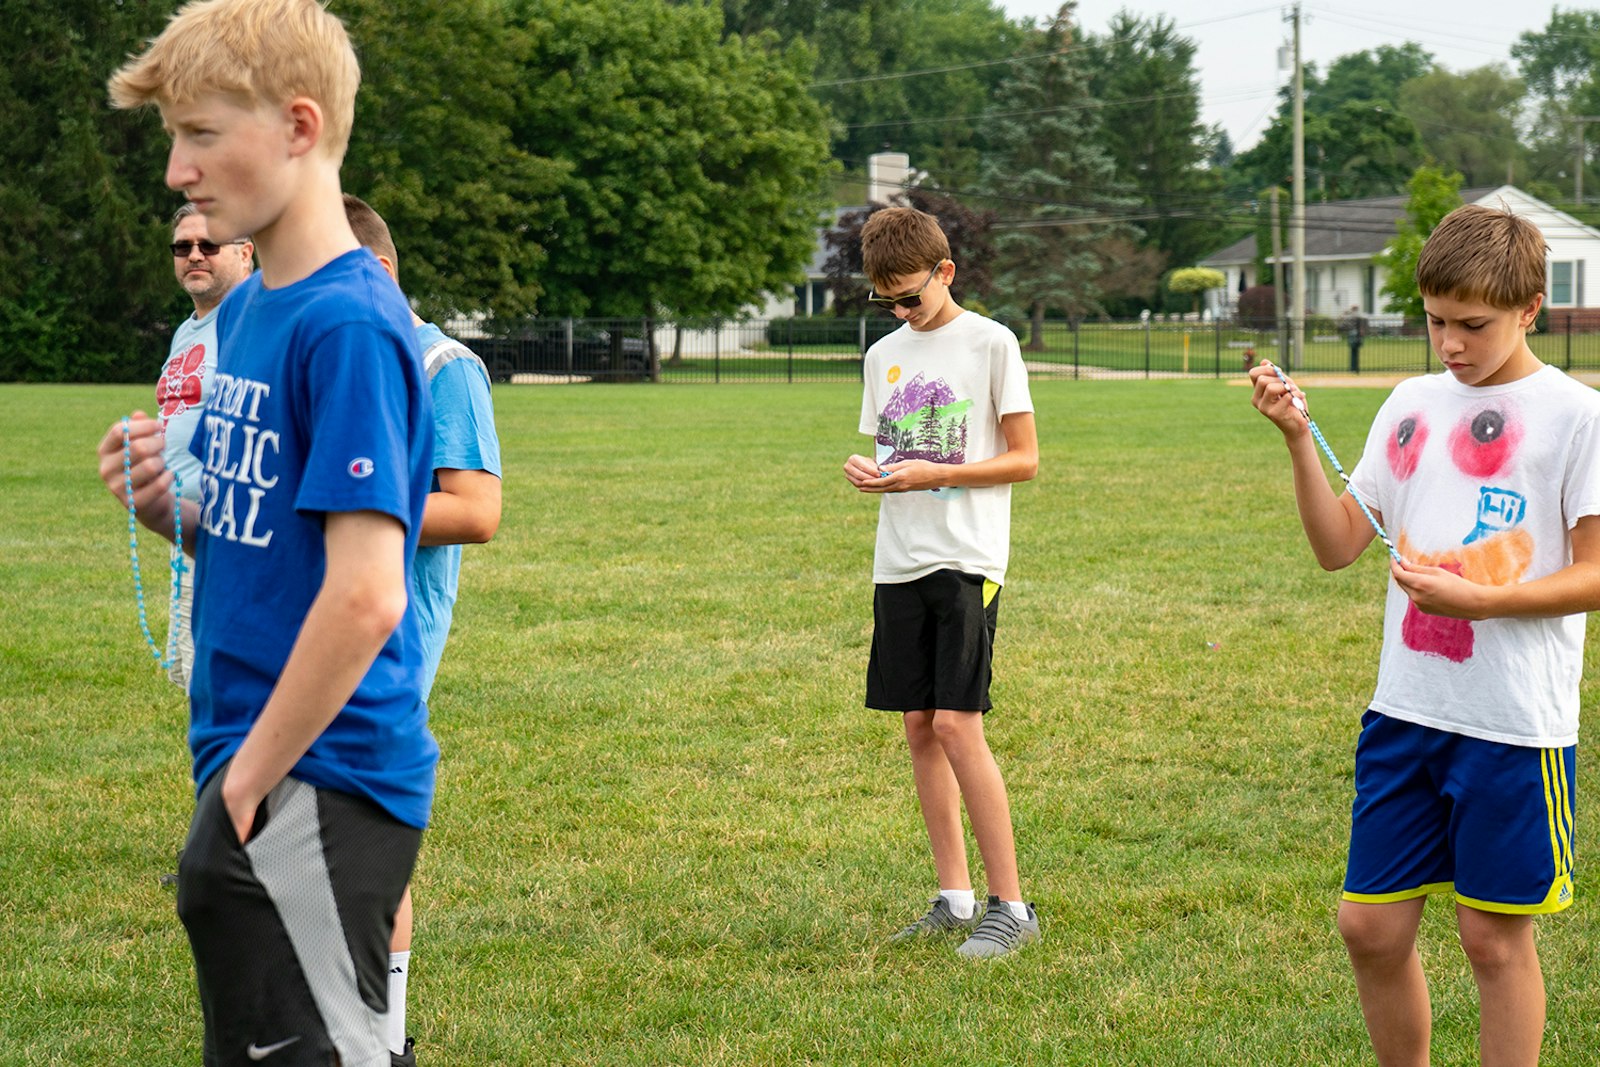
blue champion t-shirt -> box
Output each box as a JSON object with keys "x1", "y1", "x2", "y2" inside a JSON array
[
  {"x1": 188, "y1": 248, "x2": 439, "y2": 829},
  {"x1": 412, "y1": 322, "x2": 502, "y2": 699}
]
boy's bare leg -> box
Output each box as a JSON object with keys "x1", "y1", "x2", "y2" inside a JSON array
[
  {"x1": 393, "y1": 886, "x2": 412, "y2": 952},
  {"x1": 904, "y1": 710, "x2": 971, "y2": 891},
  {"x1": 1456, "y1": 905, "x2": 1544, "y2": 1067},
  {"x1": 930, "y1": 710, "x2": 1020, "y2": 902},
  {"x1": 1338, "y1": 898, "x2": 1430, "y2": 1067}
]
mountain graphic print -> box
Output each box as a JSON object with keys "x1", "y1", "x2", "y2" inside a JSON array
[{"x1": 875, "y1": 371, "x2": 973, "y2": 466}]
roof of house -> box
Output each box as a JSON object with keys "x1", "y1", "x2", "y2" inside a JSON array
[{"x1": 1202, "y1": 186, "x2": 1500, "y2": 266}]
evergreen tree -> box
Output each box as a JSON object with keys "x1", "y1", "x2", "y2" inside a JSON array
[
  {"x1": 0, "y1": 0, "x2": 186, "y2": 381},
  {"x1": 1085, "y1": 13, "x2": 1226, "y2": 309},
  {"x1": 975, "y1": 7, "x2": 1141, "y2": 344}
]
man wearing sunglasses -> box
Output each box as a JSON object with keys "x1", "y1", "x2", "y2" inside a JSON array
[{"x1": 153, "y1": 202, "x2": 255, "y2": 689}]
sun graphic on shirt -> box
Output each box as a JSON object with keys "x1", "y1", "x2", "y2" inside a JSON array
[{"x1": 887, "y1": 365, "x2": 900, "y2": 384}]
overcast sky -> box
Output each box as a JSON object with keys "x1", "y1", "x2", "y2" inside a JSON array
[{"x1": 998, "y1": 1, "x2": 1557, "y2": 151}]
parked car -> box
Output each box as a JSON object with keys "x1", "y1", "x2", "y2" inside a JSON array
[{"x1": 469, "y1": 321, "x2": 652, "y2": 382}]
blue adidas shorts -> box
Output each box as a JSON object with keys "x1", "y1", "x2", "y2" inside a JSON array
[{"x1": 1344, "y1": 711, "x2": 1576, "y2": 915}]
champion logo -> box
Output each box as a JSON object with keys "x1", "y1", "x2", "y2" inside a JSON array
[
  {"x1": 246, "y1": 1035, "x2": 302, "y2": 1060},
  {"x1": 348, "y1": 457, "x2": 375, "y2": 479}
]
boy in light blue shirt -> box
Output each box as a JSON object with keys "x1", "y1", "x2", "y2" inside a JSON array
[{"x1": 345, "y1": 194, "x2": 502, "y2": 1062}]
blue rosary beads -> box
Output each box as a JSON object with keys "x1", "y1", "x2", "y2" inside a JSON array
[
  {"x1": 121, "y1": 417, "x2": 186, "y2": 670},
  {"x1": 1267, "y1": 364, "x2": 1403, "y2": 564}
]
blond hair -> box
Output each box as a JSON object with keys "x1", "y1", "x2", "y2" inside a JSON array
[
  {"x1": 1416, "y1": 204, "x2": 1548, "y2": 310},
  {"x1": 343, "y1": 194, "x2": 398, "y2": 281},
  {"x1": 108, "y1": 0, "x2": 360, "y2": 161},
  {"x1": 861, "y1": 207, "x2": 950, "y2": 290}
]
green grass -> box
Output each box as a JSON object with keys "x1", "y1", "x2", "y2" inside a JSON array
[{"x1": 4, "y1": 380, "x2": 1600, "y2": 1065}]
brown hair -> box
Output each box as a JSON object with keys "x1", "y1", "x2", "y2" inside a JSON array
[
  {"x1": 342, "y1": 194, "x2": 397, "y2": 281},
  {"x1": 1416, "y1": 204, "x2": 1548, "y2": 310},
  {"x1": 860, "y1": 207, "x2": 950, "y2": 290},
  {"x1": 108, "y1": 0, "x2": 360, "y2": 162}
]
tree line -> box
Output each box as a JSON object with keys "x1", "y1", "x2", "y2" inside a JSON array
[{"x1": 3, "y1": 1, "x2": 1597, "y2": 380}]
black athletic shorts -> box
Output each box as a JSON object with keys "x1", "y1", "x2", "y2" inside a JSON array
[
  {"x1": 177, "y1": 764, "x2": 421, "y2": 1067},
  {"x1": 866, "y1": 568, "x2": 1001, "y2": 713}
]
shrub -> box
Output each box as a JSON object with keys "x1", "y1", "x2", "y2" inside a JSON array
[
  {"x1": 1236, "y1": 285, "x2": 1280, "y2": 331},
  {"x1": 764, "y1": 315, "x2": 899, "y2": 347}
]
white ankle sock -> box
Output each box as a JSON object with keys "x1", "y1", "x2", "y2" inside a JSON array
[
  {"x1": 939, "y1": 889, "x2": 976, "y2": 919},
  {"x1": 386, "y1": 950, "x2": 410, "y2": 1055},
  {"x1": 1001, "y1": 900, "x2": 1030, "y2": 920}
]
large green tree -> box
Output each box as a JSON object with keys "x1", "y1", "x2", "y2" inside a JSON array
[
  {"x1": 340, "y1": 0, "x2": 567, "y2": 324},
  {"x1": 1512, "y1": 10, "x2": 1600, "y2": 211},
  {"x1": 1232, "y1": 44, "x2": 1429, "y2": 201},
  {"x1": 509, "y1": 0, "x2": 835, "y2": 321},
  {"x1": 1397, "y1": 65, "x2": 1523, "y2": 189},
  {"x1": 1376, "y1": 165, "x2": 1464, "y2": 321},
  {"x1": 0, "y1": 0, "x2": 186, "y2": 381},
  {"x1": 975, "y1": 9, "x2": 1147, "y2": 342},
  {"x1": 709, "y1": 0, "x2": 1026, "y2": 188}
]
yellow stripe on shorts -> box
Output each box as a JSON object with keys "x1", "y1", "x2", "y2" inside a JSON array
[{"x1": 982, "y1": 579, "x2": 1000, "y2": 608}]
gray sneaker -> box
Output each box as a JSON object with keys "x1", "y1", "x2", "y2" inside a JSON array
[
  {"x1": 956, "y1": 897, "x2": 1039, "y2": 959},
  {"x1": 889, "y1": 897, "x2": 981, "y2": 942}
]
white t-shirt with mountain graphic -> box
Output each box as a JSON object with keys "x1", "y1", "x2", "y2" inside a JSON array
[{"x1": 859, "y1": 310, "x2": 1034, "y2": 585}]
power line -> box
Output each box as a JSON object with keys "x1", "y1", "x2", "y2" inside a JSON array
[
  {"x1": 806, "y1": 2, "x2": 1285, "y2": 91},
  {"x1": 840, "y1": 89, "x2": 1185, "y2": 132},
  {"x1": 809, "y1": 46, "x2": 1077, "y2": 90}
]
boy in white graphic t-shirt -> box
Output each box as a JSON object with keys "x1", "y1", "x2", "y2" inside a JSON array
[
  {"x1": 843, "y1": 206, "x2": 1040, "y2": 959},
  {"x1": 1251, "y1": 203, "x2": 1600, "y2": 1065}
]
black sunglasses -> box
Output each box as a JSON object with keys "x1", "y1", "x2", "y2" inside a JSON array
[
  {"x1": 867, "y1": 263, "x2": 943, "y2": 310},
  {"x1": 171, "y1": 238, "x2": 249, "y2": 257}
]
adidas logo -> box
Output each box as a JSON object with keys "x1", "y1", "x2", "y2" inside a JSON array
[
  {"x1": 1560, "y1": 883, "x2": 1572, "y2": 903},
  {"x1": 390, "y1": 966, "x2": 405, "y2": 974}
]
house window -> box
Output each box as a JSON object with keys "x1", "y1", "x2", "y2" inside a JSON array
[{"x1": 1551, "y1": 261, "x2": 1574, "y2": 306}]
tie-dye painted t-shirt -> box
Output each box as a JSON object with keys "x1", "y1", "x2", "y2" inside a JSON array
[
  {"x1": 1347, "y1": 365, "x2": 1600, "y2": 747},
  {"x1": 858, "y1": 311, "x2": 1033, "y2": 586}
]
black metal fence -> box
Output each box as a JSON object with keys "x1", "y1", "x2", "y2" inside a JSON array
[{"x1": 447, "y1": 315, "x2": 1600, "y2": 384}]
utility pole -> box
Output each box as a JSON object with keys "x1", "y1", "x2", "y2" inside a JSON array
[
  {"x1": 1271, "y1": 186, "x2": 1287, "y2": 360},
  {"x1": 1574, "y1": 116, "x2": 1600, "y2": 206},
  {"x1": 1290, "y1": 2, "x2": 1306, "y2": 369}
]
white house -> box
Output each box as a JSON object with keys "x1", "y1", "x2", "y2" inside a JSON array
[
  {"x1": 749, "y1": 152, "x2": 917, "y2": 321},
  {"x1": 1199, "y1": 185, "x2": 1600, "y2": 324}
]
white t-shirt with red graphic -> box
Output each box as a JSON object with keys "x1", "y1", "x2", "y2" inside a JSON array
[
  {"x1": 157, "y1": 307, "x2": 219, "y2": 504},
  {"x1": 1347, "y1": 365, "x2": 1600, "y2": 747},
  {"x1": 858, "y1": 311, "x2": 1033, "y2": 586}
]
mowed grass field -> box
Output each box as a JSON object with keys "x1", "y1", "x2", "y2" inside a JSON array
[{"x1": 3, "y1": 379, "x2": 1599, "y2": 1065}]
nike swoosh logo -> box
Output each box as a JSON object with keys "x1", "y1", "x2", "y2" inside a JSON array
[{"x1": 246, "y1": 1036, "x2": 303, "y2": 1060}]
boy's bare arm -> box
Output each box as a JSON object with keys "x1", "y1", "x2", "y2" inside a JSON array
[
  {"x1": 419, "y1": 468, "x2": 502, "y2": 547},
  {"x1": 852, "y1": 411, "x2": 1038, "y2": 494},
  {"x1": 219, "y1": 509, "x2": 409, "y2": 842},
  {"x1": 96, "y1": 411, "x2": 199, "y2": 552},
  {"x1": 1249, "y1": 363, "x2": 1377, "y2": 570},
  {"x1": 1392, "y1": 514, "x2": 1600, "y2": 620}
]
